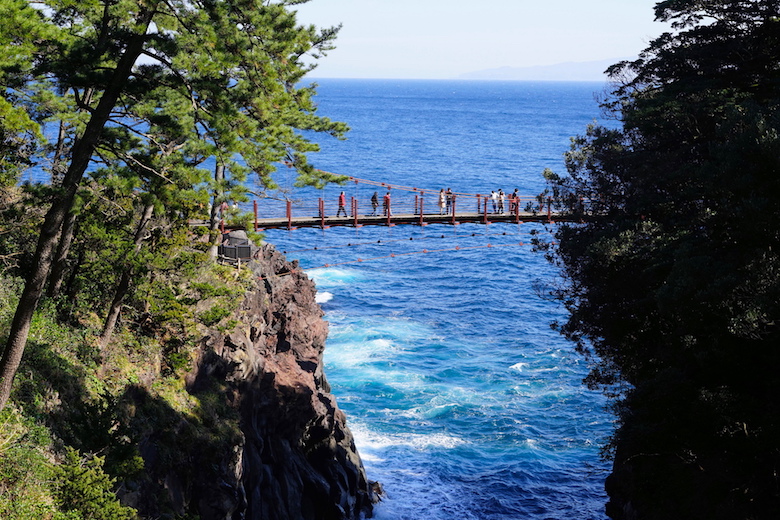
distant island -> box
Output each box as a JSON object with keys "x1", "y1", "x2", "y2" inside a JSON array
[{"x1": 458, "y1": 58, "x2": 626, "y2": 82}]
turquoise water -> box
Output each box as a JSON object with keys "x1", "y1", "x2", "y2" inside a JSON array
[{"x1": 262, "y1": 79, "x2": 613, "y2": 519}]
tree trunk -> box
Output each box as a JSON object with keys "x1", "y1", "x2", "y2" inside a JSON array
[
  {"x1": 208, "y1": 162, "x2": 225, "y2": 261},
  {"x1": 46, "y1": 119, "x2": 77, "y2": 299},
  {"x1": 52, "y1": 119, "x2": 68, "y2": 186},
  {"x1": 60, "y1": 248, "x2": 86, "y2": 322},
  {"x1": 46, "y1": 209, "x2": 77, "y2": 299},
  {"x1": 98, "y1": 270, "x2": 133, "y2": 350},
  {"x1": 98, "y1": 204, "x2": 154, "y2": 349},
  {"x1": 0, "y1": 9, "x2": 157, "y2": 410}
]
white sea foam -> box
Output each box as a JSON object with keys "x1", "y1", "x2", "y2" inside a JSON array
[
  {"x1": 308, "y1": 267, "x2": 364, "y2": 285},
  {"x1": 353, "y1": 429, "x2": 477, "y2": 520},
  {"x1": 369, "y1": 338, "x2": 394, "y2": 349},
  {"x1": 350, "y1": 422, "x2": 467, "y2": 453},
  {"x1": 325, "y1": 318, "x2": 434, "y2": 374},
  {"x1": 324, "y1": 336, "x2": 403, "y2": 369},
  {"x1": 402, "y1": 402, "x2": 459, "y2": 420},
  {"x1": 397, "y1": 386, "x2": 487, "y2": 420},
  {"x1": 329, "y1": 315, "x2": 439, "y2": 345},
  {"x1": 315, "y1": 291, "x2": 333, "y2": 303},
  {"x1": 357, "y1": 452, "x2": 386, "y2": 463}
]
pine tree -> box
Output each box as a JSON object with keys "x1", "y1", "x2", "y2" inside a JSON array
[{"x1": 0, "y1": 0, "x2": 347, "y2": 409}]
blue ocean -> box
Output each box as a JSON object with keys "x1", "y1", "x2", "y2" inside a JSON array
[{"x1": 261, "y1": 79, "x2": 614, "y2": 519}]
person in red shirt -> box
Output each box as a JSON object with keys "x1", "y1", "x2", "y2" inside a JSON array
[
  {"x1": 383, "y1": 191, "x2": 391, "y2": 216},
  {"x1": 337, "y1": 191, "x2": 347, "y2": 217}
]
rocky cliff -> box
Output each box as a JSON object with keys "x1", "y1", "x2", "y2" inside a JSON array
[{"x1": 128, "y1": 239, "x2": 378, "y2": 519}]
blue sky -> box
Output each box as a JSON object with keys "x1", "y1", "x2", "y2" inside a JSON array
[{"x1": 294, "y1": 0, "x2": 669, "y2": 79}]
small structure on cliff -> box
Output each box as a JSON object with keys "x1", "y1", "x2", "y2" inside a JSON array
[{"x1": 218, "y1": 231, "x2": 257, "y2": 265}]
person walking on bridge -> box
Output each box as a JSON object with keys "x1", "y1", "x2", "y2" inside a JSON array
[
  {"x1": 337, "y1": 191, "x2": 347, "y2": 217},
  {"x1": 383, "y1": 191, "x2": 391, "y2": 216},
  {"x1": 438, "y1": 189, "x2": 446, "y2": 214},
  {"x1": 371, "y1": 191, "x2": 379, "y2": 215}
]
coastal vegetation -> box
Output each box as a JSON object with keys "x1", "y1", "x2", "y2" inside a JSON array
[
  {"x1": 5, "y1": 0, "x2": 778, "y2": 517},
  {"x1": 542, "y1": 1, "x2": 780, "y2": 518},
  {"x1": 0, "y1": 0, "x2": 348, "y2": 517},
  {"x1": 0, "y1": 234, "x2": 254, "y2": 517}
]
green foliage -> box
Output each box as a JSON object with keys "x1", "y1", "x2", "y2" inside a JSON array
[
  {"x1": 55, "y1": 447, "x2": 137, "y2": 520},
  {"x1": 198, "y1": 306, "x2": 232, "y2": 327},
  {"x1": 0, "y1": 0, "x2": 48, "y2": 188},
  {"x1": 0, "y1": 407, "x2": 60, "y2": 519},
  {"x1": 0, "y1": 99, "x2": 40, "y2": 187},
  {"x1": 0, "y1": 187, "x2": 46, "y2": 276},
  {"x1": 0, "y1": 249, "x2": 252, "y2": 516},
  {"x1": 0, "y1": 0, "x2": 349, "y2": 410},
  {"x1": 191, "y1": 281, "x2": 242, "y2": 299},
  {"x1": 0, "y1": 275, "x2": 22, "y2": 331},
  {"x1": 543, "y1": 1, "x2": 780, "y2": 518},
  {"x1": 0, "y1": 405, "x2": 126, "y2": 520}
]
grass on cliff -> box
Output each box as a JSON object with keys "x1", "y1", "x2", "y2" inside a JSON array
[{"x1": 0, "y1": 257, "x2": 255, "y2": 519}]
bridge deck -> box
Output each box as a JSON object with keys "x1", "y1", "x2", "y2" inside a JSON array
[
  {"x1": 194, "y1": 183, "x2": 575, "y2": 232},
  {"x1": 255, "y1": 211, "x2": 560, "y2": 230}
]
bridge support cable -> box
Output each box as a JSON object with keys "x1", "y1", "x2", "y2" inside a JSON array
[
  {"x1": 254, "y1": 240, "x2": 559, "y2": 280},
  {"x1": 275, "y1": 228, "x2": 556, "y2": 255}
]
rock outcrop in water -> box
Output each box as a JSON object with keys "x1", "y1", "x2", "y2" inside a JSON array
[{"x1": 131, "y1": 236, "x2": 378, "y2": 519}]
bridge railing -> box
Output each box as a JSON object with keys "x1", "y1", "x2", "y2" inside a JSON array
[
  {"x1": 251, "y1": 193, "x2": 545, "y2": 221},
  {"x1": 216, "y1": 192, "x2": 559, "y2": 231}
]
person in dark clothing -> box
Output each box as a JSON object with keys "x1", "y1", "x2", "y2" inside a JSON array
[{"x1": 371, "y1": 191, "x2": 379, "y2": 215}]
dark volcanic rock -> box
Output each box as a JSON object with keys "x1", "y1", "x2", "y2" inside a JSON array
[
  {"x1": 132, "y1": 241, "x2": 378, "y2": 519},
  {"x1": 232, "y1": 245, "x2": 376, "y2": 520}
]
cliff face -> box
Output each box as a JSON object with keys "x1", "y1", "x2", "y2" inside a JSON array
[
  {"x1": 233, "y1": 244, "x2": 377, "y2": 519},
  {"x1": 133, "y1": 241, "x2": 377, "y2": 519}
]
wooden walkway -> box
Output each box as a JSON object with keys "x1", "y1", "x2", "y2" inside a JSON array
[{"x1": 254, "y1": 210, "x2": 562, "y2": 230}]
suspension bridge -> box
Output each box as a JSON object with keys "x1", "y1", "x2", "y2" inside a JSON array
[
  {"x1": 211, "y1": 175, "x2": 573, "y2": 267},
  {"x1": 215, "y1": 176, "x2": 567, "y2": 232}
]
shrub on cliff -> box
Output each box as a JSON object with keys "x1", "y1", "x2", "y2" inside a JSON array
[
  {"x1": 55, "y1": 448, "x2": 137, "y2": 520},
  {"x1": 0, "y1": 407, "x2": 137, "y2": 519},
  {"x1": 0, "y1": 406, "x2": 61, "y2": 519}
]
